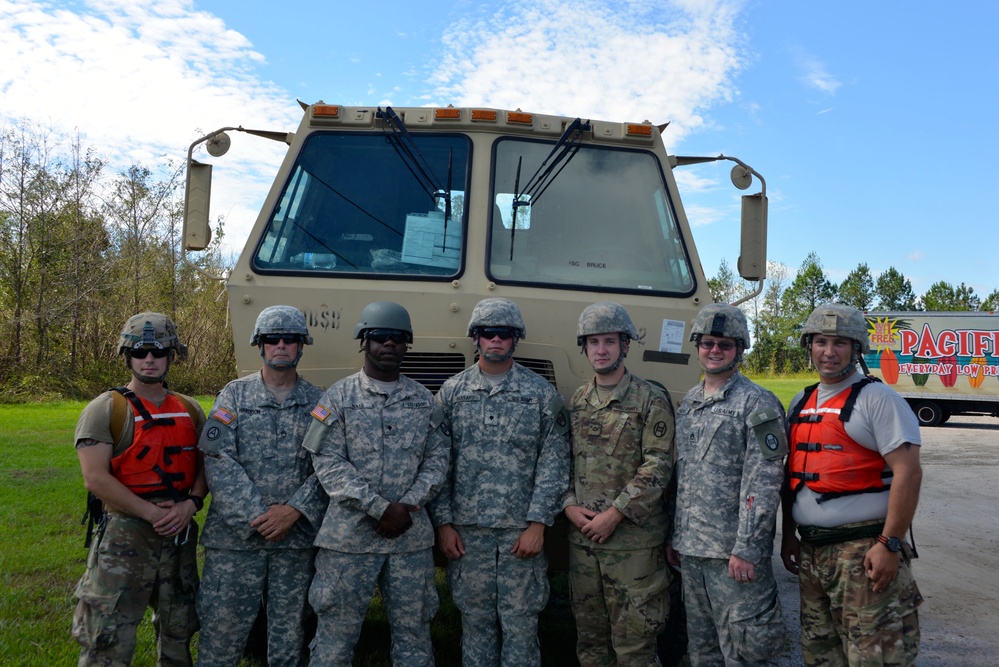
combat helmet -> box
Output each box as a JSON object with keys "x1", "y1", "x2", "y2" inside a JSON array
[
  {"x1": 690, "y1": 303, "x2": 751, "y2": 350},
  {"x1": 118, "y1": 312, "x2": 187, "y2": 361},
  {"x1": 466, "y1": 298, "x2": 526, "y2": 339},
  {"x1": 118, "y1": 312, "x2": 185, "y2": 385},
  {"x1": 576, "y1": 302, "x2": 640, "y2": 346},
  {"x1": 576, "y1": 302, "x2": 640, "y2": 376},
  {"x1": 354, "y1": 301, "x2": 414, "y2": 343},
  {"x1": 799, "y1": 303, "x2": 870, "y2": 354},
  {"x1": 250, "y1": 305, "x2": 313, "y2": 346}
]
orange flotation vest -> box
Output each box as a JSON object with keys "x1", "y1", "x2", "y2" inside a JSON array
[
  {"x1": 788, "y1": 378, "x2": 891, "y2": 502},
  {"x1": 110, "y1": 389, "x2": 198, "y2": 500}
]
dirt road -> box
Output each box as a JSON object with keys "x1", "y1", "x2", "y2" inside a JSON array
[{"x1": 773, "y1": 414, "x2": 999, "y2": 666}]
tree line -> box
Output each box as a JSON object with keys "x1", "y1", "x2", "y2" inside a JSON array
[
  {"x1": 709, "y1": 253, "x2": 999, "y2": 375},
  {"x1": 0, "y1": 122, "x2": 234, "y2": 400}
]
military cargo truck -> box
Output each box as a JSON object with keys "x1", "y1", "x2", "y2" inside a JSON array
[
  {"x1": 864, "y1": 311, "x2": 999, "y2": 426},
  {"x1": 183, "y1": 103, "x2": 768, "y2": 404}
]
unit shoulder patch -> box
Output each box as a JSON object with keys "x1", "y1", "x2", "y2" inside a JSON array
[{"x1": 748, "y1": 406, "x2": 788, "y2": 460}]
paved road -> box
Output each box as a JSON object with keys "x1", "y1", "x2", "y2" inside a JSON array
[{"x1": 772, "y1": 414, "x2": 999, "y2": 666}]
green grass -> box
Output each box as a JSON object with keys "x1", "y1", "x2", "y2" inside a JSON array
[
  {"x1": 745, "y1": 372, "x2": 814, "y2": 409},
  {"x1": 0, "y1": 379, "x2": 813, "y2": 665},
  {"x1": 0, "y1": 399, "x2": 584, "y2": 666}
]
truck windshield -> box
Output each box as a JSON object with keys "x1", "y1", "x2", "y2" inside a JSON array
[
  {"x1": 253, "y1": 132, "x2": 470, "y2": 277},
  {"x1": 489, "y1": 138, "x2": 694, "y2": 296}
]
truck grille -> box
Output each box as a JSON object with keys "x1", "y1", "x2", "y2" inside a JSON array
[
  {"x1": 400, "y1": 353, "x2": 557, "y2": 393},
  {"x1": 513, "y1": 357, "x2": 558, "y2": 388},
  {"x1": 401, "y1": 353, "x2": 468, "y2": 394}
]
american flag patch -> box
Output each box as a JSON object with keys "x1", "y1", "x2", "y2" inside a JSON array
[
  {"x1": 311, "y1": 404, "x2": 331, "y2": 421},
  {"x1": 211, "y1": 408, "x2": 236, "y2": 425}
]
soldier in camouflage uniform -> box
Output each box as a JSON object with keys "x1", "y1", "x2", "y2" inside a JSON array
[
  {"x1": 667, "y1": 303, "x2": 788, "y2": 666},
  {"x1": 72, "y1": 312, "x2": 207, "y2": 667},
  {"x1": 781, "y1": 304, "x2": 922, "y2": 667},
  {"x1": 562, "y1": 302, "x2": 674, "y2": 667},
  {"x1": 429, "y1": 297, "x2": 570, "y2": 667},
  {"x1": 303, "y1": 301, "x2": 449, "y2": 667},
  {"x1": 195, "y1": 306, "x2": 326, "y2": 667}
]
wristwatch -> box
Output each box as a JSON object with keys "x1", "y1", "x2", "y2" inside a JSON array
[
  {"x1": 187, "y1": 494, "x2": 205, "y2": 513},
  {"x1": 877, "y1": 534, "x2": 903, "y2": 553}
]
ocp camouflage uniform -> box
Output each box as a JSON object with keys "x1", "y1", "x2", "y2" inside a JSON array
[
  {"x1": 428, "y1": 362, "x2": 570, "y2": 667},
  {"x1": 563, "y1": 372, "x2": 674, "y2": 667},
  {"x1": 673, "y1": 371, "x2": 788, "y2": 666},
  {"x1": 798, "y1": 534, "x2": 921, "y2": 667},
  {"x1": 72, "y1": 390, "x2": 206, "y2": 667},
  {"x1": 303, "y1": 370, "x2": 449, "y2": 667},
  {"x1": 196, "y1": 372, "x2": 325, "y2": 667}
]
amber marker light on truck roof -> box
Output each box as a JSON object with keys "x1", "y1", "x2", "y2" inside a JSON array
[
  {"x1": 626, "y1": 124, "x2": 654, "y2": 137},
  {"x1": 507, "y1": 111, "x2": 533, "y2": 124},
  {"x1": 434, "y1": 108, "x2": 462, "y2": 120},
  {"x1": 471, "y1": 109, "x2": 498, "y2": 122},
  {"x1": 313, "y1": 105, "x2": 340, "y2": 117}
]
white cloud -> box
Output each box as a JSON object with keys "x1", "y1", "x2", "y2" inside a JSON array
[
  {"x1": 430, "y1": 0, "x2": 747, "y2": 148},
  {"x1": 795, "y1": 52, "x2": 841, "y2": 95},
  {"x1": 1, "y1": 0, "x2": 299, "y2": 253}
]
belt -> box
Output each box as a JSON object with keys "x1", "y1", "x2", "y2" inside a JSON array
[{"x1": 798, "y1": 521, "x2": 884, "y2": 546}]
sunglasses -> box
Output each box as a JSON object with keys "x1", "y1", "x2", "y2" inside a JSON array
[
  {"x1": 478, "y1": 327, "x2": 516, "y2": 341},
  {"x1": 260, "y1": 334, "x2": 301, "y2": 346},
  {"x1": 696, "y1": 339, "x2": 736, "y2": 352},
  {"x1": 130, "y1": 347, "x2": 170, "y2": 359},
  {"x1": 366, "y1": 329, "x2": 409, "y2": 345}
]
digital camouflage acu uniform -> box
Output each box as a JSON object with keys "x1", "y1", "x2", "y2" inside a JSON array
[
  {"x1": 196, "y1": 371, "x2": 325, "y2": 667},
  {"x1": 303, "y1": 370, "x2": 450, "y2": 667},
  {"x1": 564, "y1": 371, "x2": 674, "y2": 667},
  {"x1": 429, "y1": 362, "x2": 571, "y2": 667},
  {"x1": 673, "y1": 371, "x2": 788, "y2": 666}
]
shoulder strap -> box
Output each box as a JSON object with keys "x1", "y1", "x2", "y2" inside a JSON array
[
  {"x1": 839, "y1": 377, "x2": 874, "y2": 423},
  {"x1": 788, "y1": 383, "x2": 820, "y2": 424},
  {"x1": 109, "y1": 387, "x2": 132, "y2": 456}
]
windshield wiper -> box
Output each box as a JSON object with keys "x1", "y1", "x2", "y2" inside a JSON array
[
  {"x1": 509, "y1": 117, "x2": 590, "y2": 259},
  {"x1": 377, "y1": 106, "x2": 454, "y2": 241}
]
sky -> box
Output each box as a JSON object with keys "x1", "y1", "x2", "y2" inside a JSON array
[{"x1": 3, "y1": 0, "x2": 997, "y2": 301}]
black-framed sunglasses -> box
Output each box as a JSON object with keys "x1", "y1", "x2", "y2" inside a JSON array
[
  {"x1": 130, "y1": 347, "x2": 170, "y2": 359},
  {"x1": 478, "y1": 327, "x2": 516, "y2": 341},
  {"x1": 696, "y1": 339, "x2": 736, "y2": 351},
  {"x1": 366, "y1": 329, "x2": 409, "y2": 345},
  {"x1": 260, "y1": 334, "x2": 301, "y2": 346}
]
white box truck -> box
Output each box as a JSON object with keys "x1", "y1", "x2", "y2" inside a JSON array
[{"x1": 864, "y1": 311, "x2": 999, "y2": 426}]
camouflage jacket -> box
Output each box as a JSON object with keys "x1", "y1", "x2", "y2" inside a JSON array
[
  {"x1": 199, "y1": 372, "x2": 326, "y2": 550},
  {"x1": 428, "y1": 363, "x2": 570, "y2": 529},
  {"x1": 563, "y1": 371, "x2": 675, "y2": 549},
  {"x1": 303, "y1": 371, "x2": 450, "y2": 554},
  {"x1": 672, "y1": 371, "x2": 788, "y2": 563}
]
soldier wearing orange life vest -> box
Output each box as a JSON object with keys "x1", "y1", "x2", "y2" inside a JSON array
[
  {"x1": 72, "y1": 312, "x2": 207, "y2": 667},
  {"x1": 781, "y1": 303, "x2": 923, "y2": 667}
]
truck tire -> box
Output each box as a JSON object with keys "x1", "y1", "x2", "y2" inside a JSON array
[{"x1": 913, "y1": 401, "x2": 943, "y2": 427}]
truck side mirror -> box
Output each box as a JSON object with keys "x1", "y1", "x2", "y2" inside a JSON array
[
  {"x1": 737, "y1": 192, "x2": 767, "y2": 281},
  {"x1": 184, "y1": 160, "x2": 213, "y2": 251}
]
